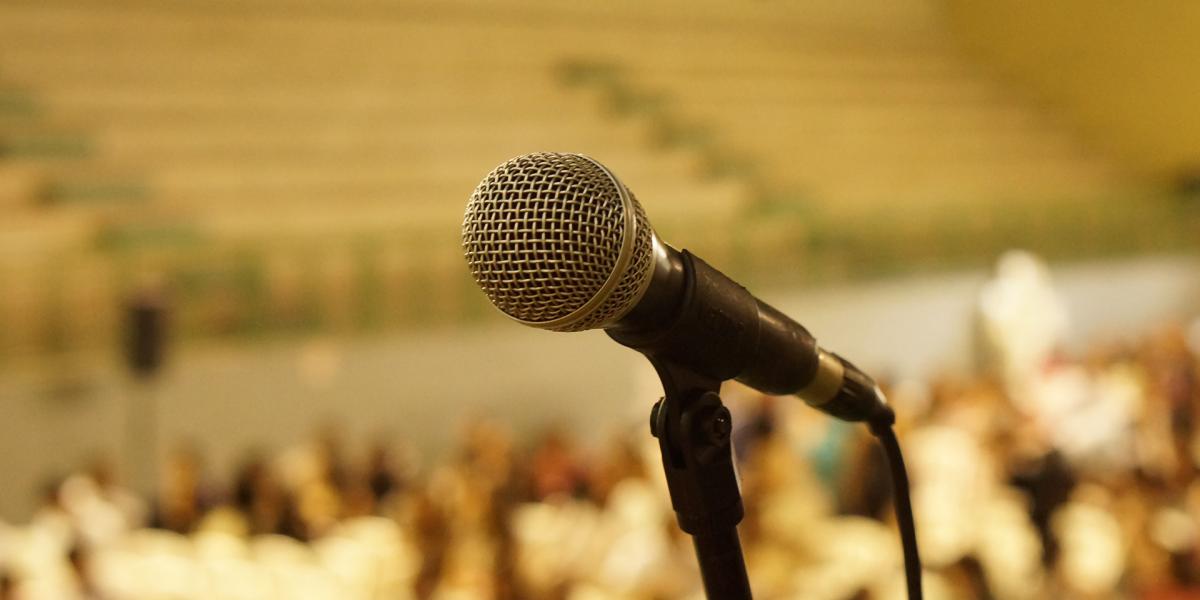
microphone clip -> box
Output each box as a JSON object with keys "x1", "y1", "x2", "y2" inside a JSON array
[{"x1": 647, "y1": 359, "x2": 753, "y2": 600}]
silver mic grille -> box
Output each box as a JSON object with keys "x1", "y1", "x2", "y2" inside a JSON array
[{"x1": 462, "y1": 153, "x2": 656, "y2": 332}]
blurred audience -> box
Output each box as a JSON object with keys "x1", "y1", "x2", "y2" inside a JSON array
[{"x1": 1, "y1": 317, "x2": 1200, "y2": 599}]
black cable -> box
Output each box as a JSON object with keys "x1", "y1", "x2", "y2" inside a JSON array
[{"x1": 870, "y1": 422, "x2": 923, "y2": 600}]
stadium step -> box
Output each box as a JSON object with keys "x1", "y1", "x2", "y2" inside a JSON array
[
  {"x1": 0, "y1": 89, "x2": 38, "y2": 118},
  {"x1": 0, "y1": 131, "x2": 93, "y2": 160},
  {"x1": 94, "y1": 219, "x2": 202, "y2": 251},
  {"x1": 0, "y1": 164, "x2": 44, "y2": 210},
  {"x1": 42, "y1": 177, "x2": 151, "y2": 207}
]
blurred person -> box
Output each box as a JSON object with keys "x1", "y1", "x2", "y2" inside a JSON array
[
  {"x1": 1132, "y1": 499, "x2": 1200, "y2": 599},
  {"x1": 335, "y1": 442, "x2": 385, "y2": 520},
  {"x1": 274, "y1": 423, "x2": 354, "y2": 539},
  {"x1": 0, "y1": 571, "x2": 14, "y2": 600},
  {"x1": 365, "y1": 438, "x2": 404, "y2": 505},
  {"x1": 486, "y1": 435, "x2": 534, "y2": 600},
  {"x1": 293, "y1": 473, "x2": 341, "y2": 540},
  {"x1": 781, "y1": 391, "x2": 857, "y2": 492},
  {"x1": 30, "y1": 477, "x2": 72, "y2": 548},
  {"x1": 151, "y1": 443, "x2": 215, "y2": 534},
  {"x1": 1052, "y1": 484, "x2": 1127, "y2": 598},
  {"x1": 339, "y1": 477, "x2": 378, "y2": 521},
  {"x1": 836, "y1": 425, "x2": 891, "y2": 520},
  {"x1": 739, "y1": 419, "x2": 848, "y2": 597},
  {"x1": 529, "y1": 426, "x2": 588, "y2": 502},
  {"x1": 66, "y1": 545, "x2": 102, "y2": 600},
  {"x1": 942, "y1": 557, "x2": 993, "y2": 600},
  {"x1": 732, "y1": 394, "x2": 780, "y2": 464},
  {"x1": 444, "y1": 419, "x2": 519, "y2": 533},
  {"x1": 409, "y1": 484, "x2": 451, "y2": 600},
  {"x1": 415, "y1": 419, "x2": 518, "y2": 599},
  {"x1": 1008, "y1": 447, "x2": 1075, "y2": 568},
  {"x1": 1133, "y1": 342, "x2": 1186, "y2": 487},
  {"x1": 585, "y1": 435, "x2": 688, "y2": 598},
  {"x1": 1143, "y1": 326, "x2": 1200, "y2": 486},
  {"x1": 906, "y1": 420, "x2": 990, "y2": 568},
  {"x1": 428, "y1": 532, "x2": 501, "y2": 600},
  {"x1": 54, "y1": 456, "x2": 146, "y2": 550},
  {"x1": 491, "y1": 509, "x2": 525, "y2": 600},
  {"x1": 231, "y1": 452, "x2": 289, "y2": 535},
  {"x1": 85, "y1": 457, "x2": 146, "y2": 531},
  {"x1": 314, "y1": 421, "x2": 351, "y2": 493},
  {"x1": 509, "y1": 495, "x2": 602, "y2": 598},
  {"x1": 977, "y1": 250, "x2": 1069, "y2": 402},
  {"x1": 587, "y1": 432, "x2": 645, "y2": 507},
  {"x1": 906, "y1": 389, "x2": 1048, "y2": 598},
  {"x1": 973, "y1": 487, "x2": 1047, "y2": 599},
  {"x1": 1166, "y1": 549, "x2": 1200, "y2": 599},
  {"x1": 57, "y1": 474, "x2": 128, "y2": 550},
  {"x1": 1123, "y1": 486, "x2": 1166, "y2": 596},
  {"x1": 1126, "y1": 477, "x2": 1200, "y2": 597},
  {"x1": 1027, "y1": 349, "x2": 1142, "y2": 475}
]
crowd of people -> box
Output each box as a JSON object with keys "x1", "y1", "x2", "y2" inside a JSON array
[{"x1": 3, "y1": 255, "x2": 1200, "y2": 599}]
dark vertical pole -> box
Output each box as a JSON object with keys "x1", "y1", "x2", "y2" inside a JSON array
[
  {"x1": 693, "y1": 528, "x2": 753, "y2": 599},
  {"x1": 125, "y1": 289, "x2": 167, "y2": 496}
]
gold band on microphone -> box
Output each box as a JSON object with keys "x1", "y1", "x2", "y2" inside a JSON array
[{"x1": 799, "y1": 349, "x2": 844, "y2": 407}]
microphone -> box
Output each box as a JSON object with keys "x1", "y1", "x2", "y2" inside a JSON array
[{"x1": 461, "y1": 152, "x2": 893, "y2": 425}]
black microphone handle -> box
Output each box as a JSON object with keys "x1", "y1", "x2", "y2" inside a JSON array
[
  {"x1": 610, "y1": 247, "x2": 818, "y2": 391},
  {"x1": 609, "y1": 246, "x2": 893, "y2": 424}
]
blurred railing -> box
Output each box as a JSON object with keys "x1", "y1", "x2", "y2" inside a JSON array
[{"x1": 3, "y1": 189, "x2": 1195, "y2": 365}]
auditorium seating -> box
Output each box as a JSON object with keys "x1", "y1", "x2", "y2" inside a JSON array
[
  {"x1": 561, "y1": 21, "x2": 1123, "y2": 215},
  {"x1": 0, "y1": 0, "x2": 1149, "y2": 361}
]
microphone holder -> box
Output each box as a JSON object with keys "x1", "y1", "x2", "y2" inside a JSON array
[{"x1": 647, "y1": 358, "x2": 753, "y2": 600}]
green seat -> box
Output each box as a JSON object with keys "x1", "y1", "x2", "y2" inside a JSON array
[
  {"x1": 95, "y1": 221, "x2": 201, "y2": 251},
  {"x1": 0, "y1": 133, "x2": 92, "y2": 159},
  {"x1": 43, "y1": 178, "x2": 149, "y2": 205},
  {"x1": 0, "y1": 89, "x2": 37, "y2": 117}
]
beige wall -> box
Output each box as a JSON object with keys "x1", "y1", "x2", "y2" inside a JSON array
[{"x1": 943, "y1": 0, "x2": 1200, "y2": 179}]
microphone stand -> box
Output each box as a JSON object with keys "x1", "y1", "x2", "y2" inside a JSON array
[{"x1": 647, "y1": 358, "x2": 753, "y2": 600}]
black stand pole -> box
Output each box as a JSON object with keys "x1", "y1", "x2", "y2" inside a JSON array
[{"x1": 648, "y1": 359, "x2": 753, "y2": 600}]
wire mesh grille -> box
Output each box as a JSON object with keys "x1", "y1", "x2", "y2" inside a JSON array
[{"x1": 462, "y1": 153, "x2": 654, "y2": 331}]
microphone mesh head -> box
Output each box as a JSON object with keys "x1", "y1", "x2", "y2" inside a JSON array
[{"x1": 462, "y1": 153, "x2": 655, "y2": 332}]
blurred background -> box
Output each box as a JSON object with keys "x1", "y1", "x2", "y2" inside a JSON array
[{"x1": 1, "y1": 0, "x2": 1199, "y2": 598}]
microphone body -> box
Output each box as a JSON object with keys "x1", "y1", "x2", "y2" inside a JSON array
[
  {"x1": 462, "y1": 152, "x2": 892, "y2": 425},
  {"x1": 610, "y1": 239, "x2": 891, "y2": 424}
]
